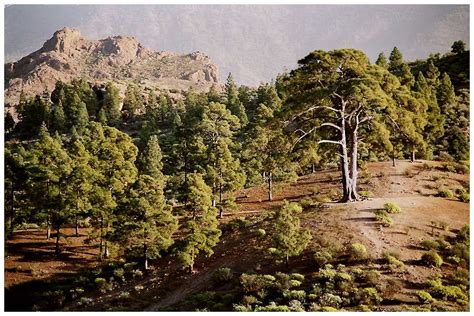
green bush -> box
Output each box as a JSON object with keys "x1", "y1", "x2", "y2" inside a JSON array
[
  {"x1": 458, "y1": 193, "x2": 470, "y2": 203},
  {"x1": 383, "y1": 202, "x2": 401, "y2": 214},
  {"x1": 454, "y1": 163, "x2": 469, "y2": 174},
  {"x1": 421, "y1": 239, "x2": 440, "y2": 250},
  {"x1": 314, "y1": 195, "x2": 332, "y2": 203},
  {"x1": 454, "y1": 224, "x2": 469, "y2": 246},
  {"x1": 359, "y1": 287, "x2": 382, "y2": 305},
  {"x1": 416, "y1": 290, "x2": 435, "y2": 304},
  {"x1": 299, "y1": 197, "x2": 314, "y2": 208},
  {"x1": 290, "y1": 273, "x2": 305, "y2": 282},
  {"x1": 385, "y1": 254, "x2": 404, "y2": 271},
  {"x1": 283, "y1": 289, "x2": 306, "y2": 301},
  {"x1": 359, "y1": 191, "x2": 374, "y2": 198},
  {"x1": 422, "y1": 251, "x2": 443, "y2": 268},
  {"x1": 256, "y1": 228, "x2": 266, "y2": 237},
  {"x1": 375, "y1": 210, "x2": 393, "y2": 227},
  {"x1": 255, "y1": 303, "x2": 290, "y2": 312},
  {"x1": 131, "y1": 269, "x2": 143, "y2": 278},
  {"x1": 349, "y1": 243, "x2": 369, "y2": 261},
  {"x1": 319, "y1": 293, "x2": 342, "y2": 308},
  {"x1": 288, "y1": 279, "x2": 302, "y2": 287},
  {"x1": 438, "y1": 188, "x2": 454, "y2": 198},
  {"x1": 240, "y1": 274, "x2": 271, "y2": 294},
  {"x1": 213, "y1": 267, "x2": 233, "y2": 284},
  {"x1": 314, "y1": 250, "x2": 333, "y2": 266}
]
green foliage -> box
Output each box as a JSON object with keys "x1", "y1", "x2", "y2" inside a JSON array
[
  {"x1": 438, "y1": 188, "x2": 454, "y2": 198},
  {"x1": 179, "y1": 173, "x2": 221, "y2": 272},
  {"x1": 421, "y1": 239, "x2": 440, "y2": 250},
  {"x1": 422, "y1": 251, "x2": 443, "y2": 268},
  {"x1": 272, "y1": 201, "x2": 312, "y2": 266},
  {"x1": 383, "y1": 202, "x2": 401, "y2": 214},
  {"x1": 416, "y1": 290, "x2": 435, "y2": 304},
  {"x1": 375, "y1": 210, "x2": 393, "y2": 227},
  {"x1": 212, "y1": 267, "x2": 233, "y2": 284},
  {"x1": 349, "y1": 243, "x2": 369, "y2": 261}
]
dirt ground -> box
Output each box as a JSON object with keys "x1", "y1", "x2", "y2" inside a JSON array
[{"x1": 4, "y1": 160, "x2": 470, "y2": 311}]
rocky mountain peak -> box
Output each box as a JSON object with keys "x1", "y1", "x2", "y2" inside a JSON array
[{"x1": 4, "y1": 28, "x2": 220, "y2": 111}]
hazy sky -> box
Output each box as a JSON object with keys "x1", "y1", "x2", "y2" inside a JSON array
[{"x1": 5, "y1": 5, "x2": 469, "y2": 85}]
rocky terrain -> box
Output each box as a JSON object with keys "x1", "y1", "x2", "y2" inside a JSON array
[{"x1": 4, "y1": 27, "x2": 219, "y2": 109}]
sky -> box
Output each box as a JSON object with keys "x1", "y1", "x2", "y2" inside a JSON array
[{"x1": 4, "y1": 4, "x2": 470, "y2": 85}]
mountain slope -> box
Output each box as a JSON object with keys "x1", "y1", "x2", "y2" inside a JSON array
[{"x1": 4, "y1": 27, "x2": 219, "y2": 108}]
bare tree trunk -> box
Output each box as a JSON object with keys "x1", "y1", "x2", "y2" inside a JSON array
[
  {"x1": 392, "y1": 149, "x2": 396, "y2": 167},
  {"x1": 411, "y1": 147, "x2": 416, "y2": 163},
  {"x1": 9, "y1": 182, "x2": 14, "y2": 234},
  {"x1": 99, "y1": 216, "x2": 103, "y2": 261},
  {"x1": 55, "y1": 226, "x2": 61, "y2": 255},
  {"x1": 144, "y1": 230, "x2": 148, "y2": 270},
  {"x1": 75, "y1": 215, "x2": 79, "y2": 237},
  {"x1": 46, "y1": 181, "x2": 51, "y2": 240},
  {"x1": 268, "y1": 171, "x2": 273, "y2": 201},
  {"x1": 340, "y1": 123, "x2": 353, "y2": 202},
  {"x1": 349, "y1": 129, "x2": 360, "y2": 201},
  {"x1": 103, "y1": 221, "x2": 109, "y2": 258},
  {"x1": 312, "y1": 164, "x2": 316, "y2": 173}
]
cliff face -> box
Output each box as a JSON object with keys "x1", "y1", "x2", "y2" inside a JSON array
[{"x1": 4, "y1": 27, "x2": 219, "y2": 108}]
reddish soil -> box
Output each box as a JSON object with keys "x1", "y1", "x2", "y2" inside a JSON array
[{"x1": 4, "y1": 160, "x2": 469, "y2": 311}]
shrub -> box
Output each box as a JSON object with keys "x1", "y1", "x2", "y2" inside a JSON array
[
  {"x1": 242, "y1": 295, "x2": 259, "y2": 306},
  {"x1": 213, "y1": 267, "x2": 233, "y2": 284},
  {"x1": 314, "y1": 195, "x2": 332, "y2": 203},
  {"x1": 288, "y1": 300, "x2": 304, "y2": 312},
  {"x1": 421, "y1": 239, "x2": 440, "y2": 250},
  {"x1": 288, "y1": 279, "x2": 302, "y2": 288},
  {"x1": 359, "y1": 191, "x2": 374, "y2": 198},
  {"x1": 422, "y1": 251, "x2": 443, "y2": 268},
  {"x1": 438, "y1": 152, "x2": 454, "y2": 162},
  {"x1": 359, "y1": 287, "x2": 382, "y2": 305},
  {"x1": 299, "y1": 197, "x2": 314, "y2": 208},
  {"x1": 283, "y1": 289, "x2": 306, "y2": 301},
  {"x1": 319, "y1": 293, "x2": 342, "y2": 308},
  {"x1": 113, "y1": 268, "x2": 125, "y2": 281},
  {"x1": 436, "y1": 238, "x2": 451, "y2": 250},
  {"x1": 361, "y1": 270, "x2": 381, "y2": 286},
  {"x1": 233, "y1": 304, "x2": 251, "y2": 312},
  {"x1": 375, "y1": 210, "x2": 393, "y2": 227},
  {"x1": 458, "y1": 193, "x2": 470, "y2": 203},
  {"x1": 385, "y1": 254, "x2": 404, "y2": 271},
  {"x1": 318, "y1": 265, "x2": 337, "y2": 282},
  {"x1": 349, "y1": 243, "x2": 369, "y2": 261},
  {"x1": 131, "y1": 269, "x2": 143, "y2": 278},
  {"x1": 438, "y1": 188, "x2": 454, "y2": 198},
  {"x1": 456, "y1": 224, "x2": 469, "y2": 244},
  {"x1": 240, "y1": 274, "x2": 270, "y2": 294},
  {"x1": 290, "y1": 273, "x2": 305, "y2": 282},
  {"x1": 256, "y1": 228, "x2": 266, "y2": 237},
  {"x1": 314, "y1": 250, "x2": 333, "y2": 266},
  {"x1": 255, "y1": 303, "x2": 290, "y2": 312},
  {"x1": 416, "y1": 290, "x2": 435, "y2": 304},
  {"x1": 454, "y1": 163, "x2": 469, "y2": 174},
  {"x1": 321, "y1": 306, "x2": 339, "y2": 312},
  {"x1": 224, "y1": 217, "x2": 251, "y2": 232},
  {"x1": 383, "y1": 202, "x2": 401, "y2": 214}
]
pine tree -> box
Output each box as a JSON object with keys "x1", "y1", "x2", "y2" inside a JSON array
[
  {"x1": 375, "y1": 52, "x2": 388, "y2": 69},
  {"x1": 451, "y1": 40, "x2": 466, "y2": 54},
  {"x1": 140, "y1": 135, "x2": 164, "y2": 184},
  {"x1": 225, "y1": 73, "x2": 248, "y2": 126},
  {"x1": 179, "y1": 173, "x2": 221, "y2": 273},
  {"x1": 26, "y1": 124, "x2": 73, "y2": 253},
  {"x1": 51, "y1": 100, "x2": 66, "y2": 133},
  {"x1": 272, "y1": 201, "x2": 311, "y2": 268},
  {"x1": 200, "y1": 102, "x2": 245, "y2": 210},
  {"x1": 388, "y1": 47, "x2": 404, "y2": 73},
  {"x1": 83, "y1": 122, "x2": 138, "y2": 259},
  {"x1": 122, "y1": 83, "x2": 143, "y2": 120},
  {"x1": 74, "y1": 101, "x2": 89, "y2": 134},
  {"x1": 102, "y1": 82, "x2": 122, "y2": 126},
  {"x1": 118, "y1": 175, "x2": 177, "y2": 270}
]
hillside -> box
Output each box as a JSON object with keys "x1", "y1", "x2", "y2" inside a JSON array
[
  {"x1": 4, "y1": 27, "x2": 219, "y2": 110},
  {"x1": 5, "y1": 161, "x2": 469, "y2": 311}
]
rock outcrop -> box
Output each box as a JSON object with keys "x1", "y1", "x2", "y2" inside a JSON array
[{"x1": 5, "y1": 27, "x2": 219, "y2": 109}]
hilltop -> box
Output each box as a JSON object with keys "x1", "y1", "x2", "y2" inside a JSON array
[{"x1": 4, "y1": 27, "x2": 219, "y2": 110}]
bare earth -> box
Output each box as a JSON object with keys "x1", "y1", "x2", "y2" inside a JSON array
[{"x1": 4, "y1": 160, "x2": 469, "y2": 311}]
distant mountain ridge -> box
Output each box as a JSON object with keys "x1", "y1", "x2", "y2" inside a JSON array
[{"x1": 4, "y1": 27, "x2": 219, "y2": 108}]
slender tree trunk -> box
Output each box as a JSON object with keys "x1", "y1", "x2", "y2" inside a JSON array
[
  {"x1": 99, "y1": 216, "x2": 103, "y2": 261},
  {"x1": 392, "y1": 149, "x2": 396, "y2": 167},
  {"x1": 411, "y1": 147, "x2": 416, "y2": 163},
  {"x1": 268, "y1": 171, "x2": 273, "y2": 201},
  {"x1": 285, "y1": 254, "x2": 289, "y2": 270},
  {"x1": 349, "y1": 128, "x2": 360, "y2": 201},
  {"x1": 103, "y1": 221, "x2": 109, "y2": 258},
  {"x1": 75, "y1": 214, "x2": 79, "y2": 237},
  {"x1": 312, "y1": 164, "x2": 316, "y2": 173},
  {"x1": 55, "y1": 226, "x2": 61, "y2": 255},
  {"x1": 46, "y1": 181, "x2": 51, "y2": 240},
  {"x1": 144, "y1": 230, "x2": 148, "y2": 270},
  {"x1": 46, "y1": 216, "x2": 51, "y2": 240},
  {"x1": 9, "y1": 182, "x2": 14, "y2": 234},
  {"x1": 340, "y1": 124, "x2": 353, "y2": 202}
]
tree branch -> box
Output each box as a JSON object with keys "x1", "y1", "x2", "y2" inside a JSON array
[{"x1": 320, "y1": 122, "x2": 342, "y2": 132}]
